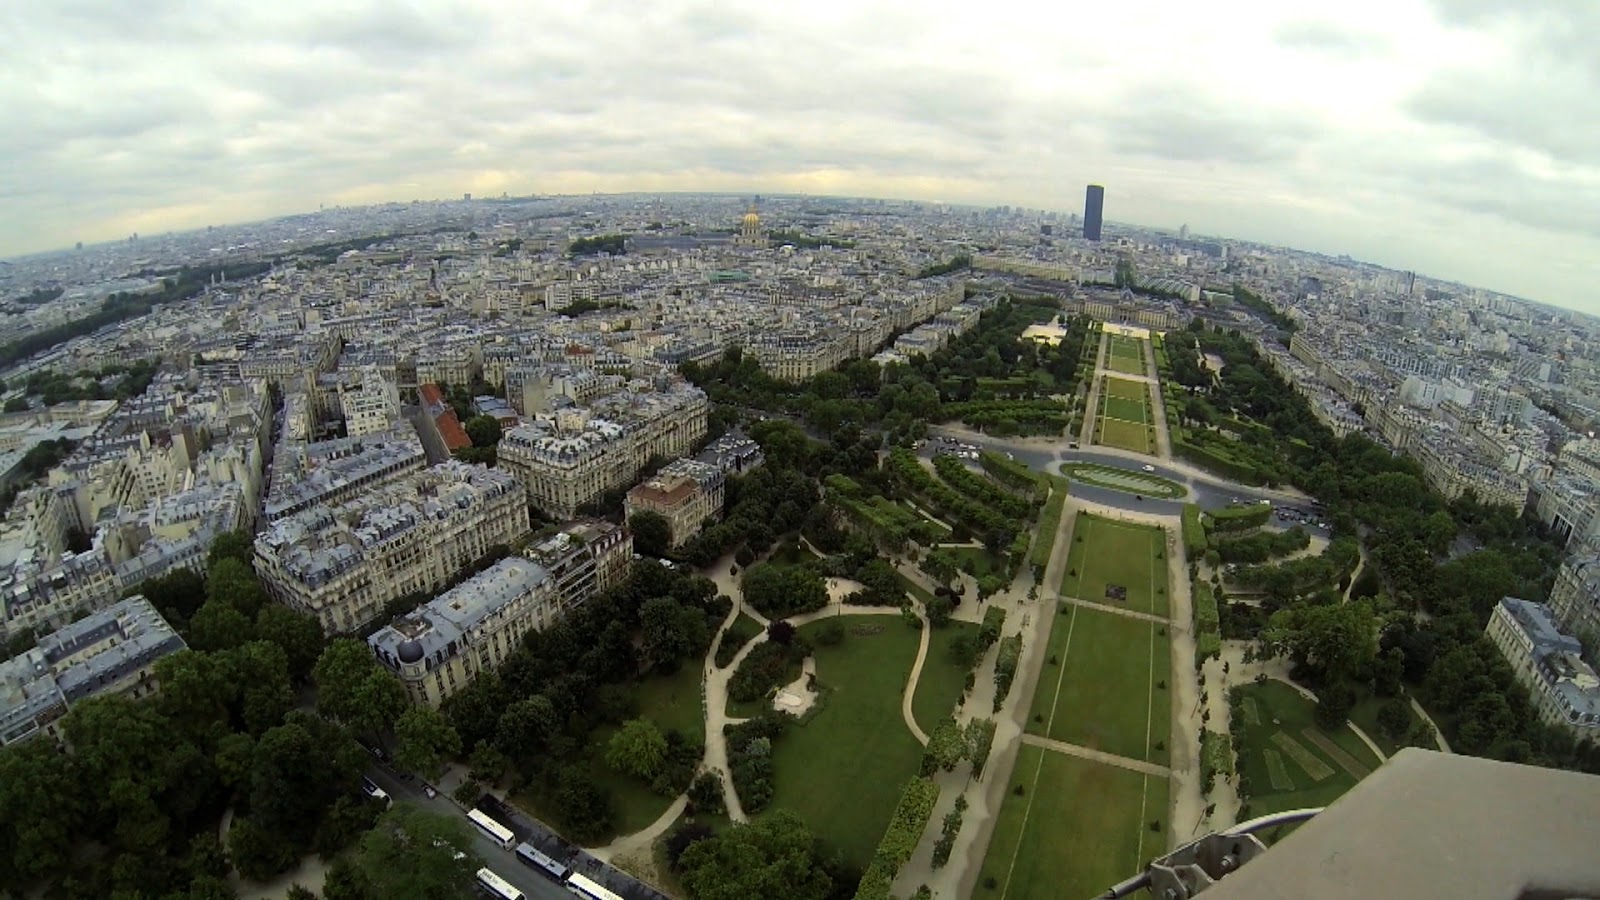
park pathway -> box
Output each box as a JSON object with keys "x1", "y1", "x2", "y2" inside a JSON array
[
  {"x1": 1078, "y1": 330, "x2": 1110, "y2": 446},
  {"x1": 1143, "y1": 336, "x2": 1174, "y2": 460},
  {"x1": 1409, "y1": 697, "x2": 1453, "y2": 752},
  {"x1": 1019, "y1": 734, "x2": 1172, "y2": 777},
  {"x1": 1057, "y1": 595, "x2": 1169, "y2": 626}
]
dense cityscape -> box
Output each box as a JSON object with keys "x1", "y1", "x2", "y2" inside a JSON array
[{"x1": 0, "y1": 188, "x2": 1597, "y2": 900}]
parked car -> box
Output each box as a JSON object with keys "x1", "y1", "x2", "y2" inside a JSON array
[
  {"x1": 1141, "y1": 464, "x2": 1156, "y2": 472},
  {"x1": 361, "y1": 776, "x2": 392, "y2": 808}
]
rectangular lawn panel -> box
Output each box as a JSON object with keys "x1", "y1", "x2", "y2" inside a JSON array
[
  {"x1": 1102, "y1": 395, "x2": 1148, "y2": 423},
  {"x1": 1097, "y1": 417, "x2": 1152, "y2": 453},
  {"x1": 978, "y1": 746, "x2": 1167, "y2": 900},
  {"x1": 912, "y1": 621, "x2": 981, "y2": 735},
  {"x1": 1059, "y1": 513, "x2": 1169, "y2": 618},
  {"x1": 1231, "y1": 681, "x2": 1383, "y2": 830},
  {"x1": 763, "y1": 617, "x2": 926, "y2": 869},
  {"x1": 1028, "y1": 604, "x2": 1170, "y2": 763},
  {"x1": 1104, "y1": 376, "x2": 1149, "y2": 401}
]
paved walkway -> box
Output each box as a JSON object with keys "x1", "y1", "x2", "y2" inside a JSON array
[
  {"x1": 1143, "y1": 337, "x2": 1174, "y2": 459},
  {"x1": 1058, "y1": 594, "x2": 1170, "y2": 626},
  {"x1": 1409, "y1": 697, "x2": 1453, "y2": 753},
  {"x1": 1020, "y1": 733, "x2": 1172, "y2": 777}
]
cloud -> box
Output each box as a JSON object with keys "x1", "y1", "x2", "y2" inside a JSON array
[
  {"x1": 0, "y1": 0, "x2": 1597, "y2": 312},
  {"x1": 1273, "y1": 20, "x2": 1389, "y2": 57}
]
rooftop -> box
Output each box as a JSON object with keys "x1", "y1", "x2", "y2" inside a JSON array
[{"x1": 368, "y1": 556, "x2": 551, "y2": 666}]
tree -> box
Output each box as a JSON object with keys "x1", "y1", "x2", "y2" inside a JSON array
[
  {"x1": 494, "y1": 694, "x2": 563, "y2": 763},
  {"x1": 629, "y1": 511, "x2": 673, "y2": 558},
  {"x1": 640, "y1": 596, "x2": 709, "y2": 671},
  {"x1": 0, "y1": 738, "x2": 87, "y2": 885},
  {"x1": 206, "y1": 558, "x2": 267, "y2": 620},
  {"x1": 1377, "y1": 700, "x2": 1412, "y2": 741},
  {"x1": 228, "y1": 815, "x2": 298, "y2": 882},
  {"x1": 138, "y1": 567, "x2": 207, "y2": 627},
  {"x1": 463, "y1": 414, "x2": 502, "y2": 448},
  {"x1": 354, "y1": 806, "x2": 479, "y2": 900},
  {"x1": 208, "y1": 531, "x2": 255, "y2": 569},
  {"x1": 188, "y1": 600, "x2": 254, "y2": 653},
  {"x1": 926, "y1": 595, "x2": 954, "y2": 627},
  {"x1": 678, "y1": 811, "x2": 834, "y2": 900},
  {"x1": 607, "y1": 717, "x2": 669, "y2": 781},
  {"x1": 394, "y1": 706, "x2": 462, "y2": 780},
  {"x1": 254, "y1": 604, "x2": 325, "y2": 684},
  {"x1": 1265, "y1": 601, "x2": 1377, "y2": 686},
  {"x1": 228, "y1": 641, "x2": 295, "y2": 736},
  {"x1": 313, "y1": 640, "x2": 406, "y2": 737},
  {"x1": 741, "y1": 563, "x2": 828, "y2": 618},
  {"x1": 554, "y1": 766, "x2": 614, "y2": 843}
]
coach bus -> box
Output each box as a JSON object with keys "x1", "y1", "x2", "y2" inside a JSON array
[
  {"x1": 564, "y1": 871, "x2": 624, "y2": 900},
  {"x1": 467, "y1": 808, "x2": 516, "y2": 850},
  {"x1": 475, "y1": 867, "x2": 524, "y2": 900},
  {"x1": 515, "y1": 841, "x2": 571, "y2": 882}
]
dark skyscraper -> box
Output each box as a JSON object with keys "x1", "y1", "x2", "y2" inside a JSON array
[{"x1": 1083, "y1": 184, "x2": 1104, "y2": 241}]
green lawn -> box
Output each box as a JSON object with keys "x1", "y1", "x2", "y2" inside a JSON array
[
  {"x1": 1232, "y1": 680, "x2": 1382, "y2": 839},
  {"x1": 1104, "y1": 376, "x2": 1148, "y2": 401},
  {"x1": 943, "y1": 545, "x2": 1007, "y2": 579},
  {"x1": 1028, "y1": 604, "x2": 1170, "y2": 764},
  {"x1": 714, "y1": 612, "x2": 765, "y2": 668},
  {"x1": 978, "y1": 746, "x2": 1168, "y2": 900},
  {"x1": 1059, "y1": 513, "x2": 1170, "y2": 618},
  {"x1": 1061, "y1": 462, "x2": 1186, "y2": 499},
  {"x1": 1097, "y1": 417, "x2": 1153, "y2": 453},
  {"x1": 632, "y1": 664, "x2": 705, "y2": 743},
  {"x1": 1103, "y1": 395, "x2": 1148, "y2": 423},
  {"x1": 764, "y1": 617, "x2": 926, "y2": 869},
  {"x1": 1106, "y1": 337, "x2": 1149, "y2": 377},
  {"x1": 912, "y1": 620, "x2": 981, "y2": 735}
]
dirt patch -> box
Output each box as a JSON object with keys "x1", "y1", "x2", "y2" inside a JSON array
[
  {"x1": 1301, "y1": 727, "x2": 1371, "y2": 779},
  {"x1": 1270, "y1": 731, "x2": 1333, "y2": 782}
]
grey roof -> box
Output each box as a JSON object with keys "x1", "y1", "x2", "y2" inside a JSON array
[
  {"x1": 368, "y1": 556, "x2": 551, "y2": 670},
  {"x1": 1, "y1": 595, "x2": 185, "y2": 744},
  {"x1": 1499, "y1": 597, "x2": 1583, "y2": 656}
]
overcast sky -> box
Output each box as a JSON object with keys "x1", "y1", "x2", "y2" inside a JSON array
[{"x1": 4, "y1": 0, "x2": 1597, "y2": 311}]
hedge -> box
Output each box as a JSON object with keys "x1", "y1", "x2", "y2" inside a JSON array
[
  {"x1": 992, "y1": 634, "x2": 1023, "y2": 711},
  {"x1": 1208, "y1": 503, "x2": 1271, "y2": 533},
  {"x1": 1181, "y1": 504, "x2": 1207, "y2": 557},
  {"x1": 934, "y1": 454, "x2": 1038, "y2": 520},
  {"x1": 1174, "y1": 439, "x2": 1267, "y2": 486},
  {"x1": 853, "y1": 777, "x2": 941, "y2": 900},
  {"x1": 978, "y1": 606, "x2": 1007, "y2": 652},
  {"x1": 1200, "y1": 728, "x2": 1234, "y2": 793},
  {"x1": 978, "y1": 450, "x2": 1046, "y2": 495}
]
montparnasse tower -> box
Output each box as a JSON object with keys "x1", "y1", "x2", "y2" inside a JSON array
[{"x1": 735, "y1": 197, "x2": 765, "y2": 249}]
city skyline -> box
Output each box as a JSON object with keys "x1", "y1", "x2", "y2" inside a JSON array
[{"x1": 5, "y1": 0, "x2": 1598, "y2": 313}]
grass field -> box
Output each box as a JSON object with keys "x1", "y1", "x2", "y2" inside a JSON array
[
  {"x1": 1059, "y1": 512, "x2": 1170, "y2": 619},
  {"x1": 977, "y1": 746, "x2": 1168, "y2": 900},
  {"x1": 1348, "y1": 693, "x2": 1420, "y2": 757},
  {"x1": 764, "y1": 617, "x2": 926, "y2": 869},
  {"x1": 1028, "y1": 604, "x2": 1171, "y2": 764},
  {"x1": 1106, "y1": 335, "x2": 1148, "y2": 377},
  {"x1": 1232, "y1": 680, "x2": 1382, "y2": 838},
  {"x1": 943, "y1": 545, "x2": 1008, "y2": 579},
  {"x1": 1060, "y1": 462, "x2": 1187, "y2": 499},
  {"x1": 912, "y1": 620, "x2": 981, "y2": 735},
  {"x1": 1096, "y1": 376, "x2": 1154, "y2": 454}
]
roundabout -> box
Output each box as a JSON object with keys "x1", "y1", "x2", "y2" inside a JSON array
[{"x1": 1060, "y1": 461, "x2": 1188, "y2": 499}]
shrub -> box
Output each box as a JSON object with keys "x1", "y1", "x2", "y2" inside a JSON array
[
  {"x1": 853, "y1": 777, "x2": 940, "y2": 900},
  {"x1": 816, "y1": 619, "x2": 846, "y2": 647}
]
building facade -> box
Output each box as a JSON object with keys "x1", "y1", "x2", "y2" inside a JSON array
[
  {"x1": 624, "y1": 459, "x2": 724, "y2": 548},
  {"x1": 1083, "y1": 184, "x2": 1105, "y2": 242},
  {"x1": 1485, "y1": 597, "x2": 1600, "y2": 735},
  {"x1": 368, "y1": 557, "x2": 557, "y2": 707},
  {"x1": 254, "y1": 462, "x2": 530, "y2": 634}
]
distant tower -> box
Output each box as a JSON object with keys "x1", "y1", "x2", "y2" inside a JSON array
[
  {"x1": 735, "y1": 199, "x2": 765, "y2": 249},
  {"x1": 1083, "y1": 185, "x2": 1104, "y2": 241},
  {"x1": 463, "y1": 192, "x2": 472, "y2": 202},
  {"x1": 1179, "y1": 224, "x2": 1189, "y2": 240}
]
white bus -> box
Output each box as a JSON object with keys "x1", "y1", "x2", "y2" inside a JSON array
[
  {"x1": 564, "y1": 871, "x2": 624, "y2": 900},
  {"x1": 475, "y1": 867, "x2": 525, "y2": 900},
  {"x1": 467, "y1": 808, "x2": 516, "y2": 850}
]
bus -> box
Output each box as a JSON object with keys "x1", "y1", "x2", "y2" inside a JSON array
[
  {"x1": 515, "y1": 841, "x2": 571, "y2": 882},
  {"x1": 467, "y1": 808, "x2": 516, "y2": 850},
  {"x1": 564, "y1": 871, "x2": 624, "y2": 900},
  {"x1": 475, "y1": 867, "x2": 525, "y2": 900}
]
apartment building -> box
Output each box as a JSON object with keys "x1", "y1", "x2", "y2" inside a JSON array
[
  {"x1": 262, "y1": 428, "x2": 426, "y2": 522},
  {"x1": 497, "y1": 382, "x2": 707, "y2": 519},
  {"x1": 523, "y1": 519, "x2": 633, "y2": 612},
  {"x1": 340, "y1": 367, "x2": 401, "y2": 437},
  {"x1": 624, "y1": 459, "x2": 724, "y2": 548},
  {"x1": 0, "y1": 595, "x2": 186, "y2": 745},
  {"x1": 1485, "y1": 597, "x2": 1600, "y2": 735},
  {"x1": 368, "y1": 557, "x2": 556, "y2": 707},
  {"x1": 1549, "y1": 553, "x2": 1600, "y2": 648},
  {"x1": 255, "y1": 462, "x2": 530, "y2": 634}
]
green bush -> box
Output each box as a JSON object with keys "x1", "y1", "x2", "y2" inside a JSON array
[{"x1": 854, "y1": 777, "x2": 941, "y2": 900}]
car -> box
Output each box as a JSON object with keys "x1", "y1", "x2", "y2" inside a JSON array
[
  {"x1": 423, "y1": 784, "x2": 438, "y2": 799},
  {"x1": 1259, "y1": 499, "x2": 1271, "y2": 505},
  {"x1": 1141, "y1": 464, "x2": 1156, "y2": 473}
]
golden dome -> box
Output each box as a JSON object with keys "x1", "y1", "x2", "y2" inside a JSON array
[{"x1": 742, "y1": 210, "x2": 760, "y2": 226}]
